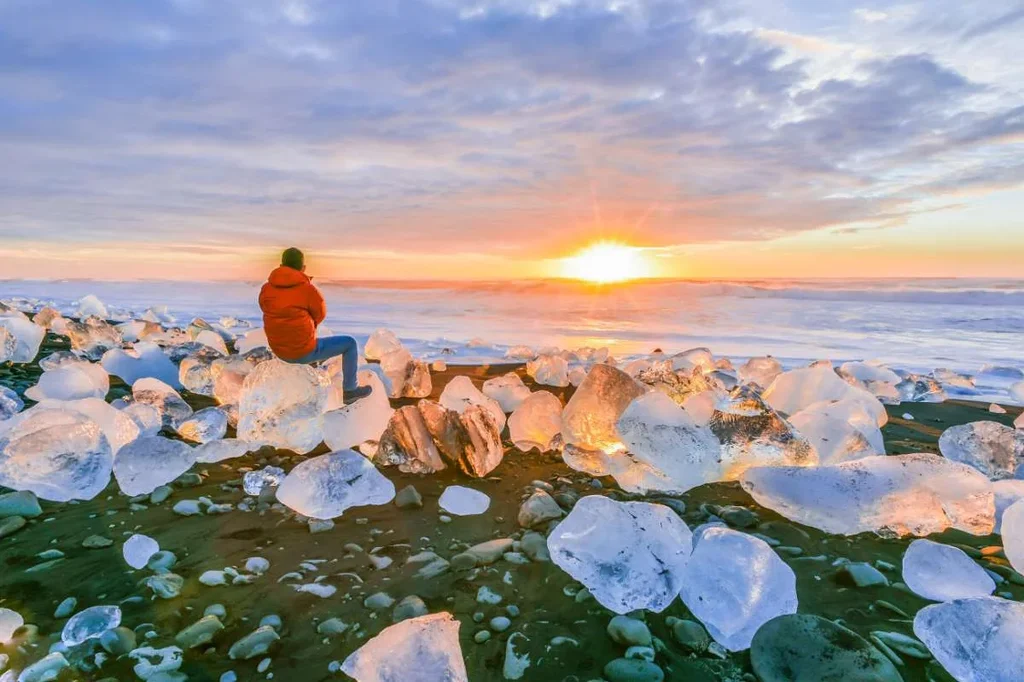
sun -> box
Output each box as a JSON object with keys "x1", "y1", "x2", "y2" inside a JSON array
[{"x1": 560, "y1": 241, "x2": 652, "y2": 283}]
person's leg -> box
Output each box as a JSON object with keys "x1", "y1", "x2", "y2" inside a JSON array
[{"x1": 295, "y1": 335, "x2": 360, "y2": 390}]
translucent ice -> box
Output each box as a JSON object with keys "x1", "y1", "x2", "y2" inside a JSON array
[
  {"x1": 195, "y1": 329, "x2": 228, "y2": 355},
  {"x1": 133, "y1": 377, "x2": 193, "y2": 428},
  {"x1": 680, "y1": 527, "x2": 797, "y2": 651},
  {"x1": 0, "y1": 326, "x2": 15, "y2": 363},
  {"x1": 376, "y1": 404, "x2": 447, "y2": 473},
  {"x1": 211, "y1": 355, "x2": 256, "y2": 406},
  {"x1": 438, "y1": 486, "x2": 490, "y2": 516},
  {"x1": 364, "y1": 328, "x2": 402, "y2": 361},
  {"x1": 195, "y1": 438, "x2": 251, "y2": 464},
  {"x1": 505, "y1": 345, "x2": 536, "y2": 361},
  {"x1": 763, "y1": 365, "x2": 862, "y2": 416},
  {"x1": 76, "y1": 294, "x2": 108, "y2": 319},
  {"x1": 237, "y1": 360, "x2": 330, "y2": 454},
  {"x1": 243, "y1": 465, "x2": 285, "y2": 495},
  {"x1": 902, "y1": 539, "x2": 994, "y2": 602},
  {"x1": 789, "y1": 399, "x2": 885, "y2": 465},
  {"x1": 914, "y1": 597, "x2": 1024, "y2": 682},
  {"x1": 0, "y1": 386, "x2": 22, "y2": 421},
  {"x1": 176, "y1": 407, "x2": 228, "y2": 444},
  {"x1": 508, "y1": 391, "x2": 563, "y2": 452},
  {"x1": 561, "y1": 364, "x2": 647, "y2": 454},
  {"x1": 838, "y1": 361, "x2": 901, "y2": 385},
  {"x1": 1001, "y1": 499, "x2": 1024, "y2": 574},
  {"x1": 0, "y1": 607, "x2": 23, "y2": 643},
  {"x1": 36, "y1": 398, "x2": 140, "y2": 454},
  {"x1": 113, "y1": 436, "x2": 197, "y2": 496},
  {"x1": 670, "y1": 347, "x2": 715, "y2": 373},
  {"x1": 939, "y1": 421, "x2": 1021, "y2": 480},
  {"x1": 547, "y1": 496, "x2": 693, "y2": 614},
  {"x1": 0, "y1": 408, "x2": 112, "y2": 502},
  {"x1": 0, "y1": 316, "x2": 45, "y2": 363},
  {"x1": 123, "y1": 534, "x2": 161, "y2": 569},
  {"x1": 24, "y1": 363, "x2": 109, "y2": 402},
  {"x1": 121, "y1": 402, "x2": 163, "y2": 437},
  {"x1": 741, "y1": 453, "x2": 995, "y2": 537},
  {"x1": 340, "y1": 612, "x2": 468, "y2": 682},
  {"x1": 66, "y1": 316, "x2": 122, "y2": 360},
  {"x1": 737, "y1": 356, "x2": 782, "y2": 389},
  {"x1": 236, "y1": 327, "x2": 269, "y2": 354},
  {"x1": 102, "y1": 342, "x2": 180, "y2": 388},
  {"x1": 62, "y1": 605, "x2": 121, "y2": 646},
  {"x1": 178, "y1": 353, "x2": 217, "y2": 396},
  {"x1": 323, "y1": 371, "x2": 393, "y2": 449},
  {"x1": 439, "y1": 376, "x2": 506, "y2": 431},
  {"x1": 526, "y1": 354, "x2": 570, "y2": 388},
  {"x1": 482, "y1": 373, "x2": 532, "y2": 413},
  {"x1": 276, "y1": 449, "x2": 395, "y2": 520}
]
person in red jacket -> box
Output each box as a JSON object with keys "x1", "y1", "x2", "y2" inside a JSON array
[{"x1": 258, "y1": 248, "x2": 371, "y2": 404}]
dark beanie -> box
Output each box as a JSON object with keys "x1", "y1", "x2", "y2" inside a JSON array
[{"x1": 281, "y1": 247, "x2": 304, "y2": 270}]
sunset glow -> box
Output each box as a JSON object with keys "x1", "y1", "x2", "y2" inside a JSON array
[{"x1": 560, "y1": 242, "x2": 653, "y2": 283}]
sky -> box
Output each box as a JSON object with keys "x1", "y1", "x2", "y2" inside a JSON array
[{"x1": 1, "y1": 0, "x2": 1023, "y2": 281}]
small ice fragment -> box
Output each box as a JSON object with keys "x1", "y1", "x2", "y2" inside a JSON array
[
  {"x1": 438, "y1": 486, "x2": 490, "y2": 516},
  {"x1": 62, "y1": 605, "x2": 121, "y2": 646},
  {"x1": 123, "y1": 534, "x2": 161, "y2": 570}
]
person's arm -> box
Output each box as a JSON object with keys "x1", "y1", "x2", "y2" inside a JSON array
[{"x1": 308, "y1": 284, "x2": 327, "y2": 327}]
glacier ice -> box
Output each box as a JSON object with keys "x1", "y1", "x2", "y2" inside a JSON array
[
  {"x1": 482, "y1": 373, "x2": 532, "y2": 413},
  {"x1": 561, "y1": 364, "x2": 647, "y2": 454},
  {"x1": 235, "y1": 327, "x2": 269, "y2": 355},
  {"x1": 195, "y1": 329, "x2": 228, "y2": 355},
  {"x1": 0, "y1": 386, "x2": 22, "y2": 421},
  {"x1": 0, "y1": 607, "x2": 23, "y2": 643},
  {"x1": 0, "y1": 407, "x2": 112, "y2": 502},
  {"x1": 505, "y1": 344, "x2": 536, "y2": 360},
  {"x1": 324, "y1": 371, "x2": 393, "y2": 449},
  {"x1": 123, "y1": 534, "x2": 161, "y2": 569},
  {"x1": 439, "y1": 376, "x2": 506, "y2": 431},
  {"x1": 276, "y1": 449, "x2": 396, "y2": 520},
  {"x1": 340, "y1": 612, "x2": 468, "y2": 682},
  {"x1": 113, "y1": 436, "x2": 197, "y2": 496},
  {"x1": 36, "y1": 398, "x2": 140, "y2": 454},
  {"x1": 789, "y1": 398, "x2": 885, "y2": 465},
  {"x1": 741, "y1": 453, "x2": 995, "y2": 537},
  {"x1": 237, "y1": 360, "x2": 330, "y2": 454},
  {"x1": 902, "y1": 538, "x2": 994, "y2": 602},
  {"x1": 680, "y1": 527, "x2": 797, "y2": 651},
  {"x1": 0, "y1": 326, "x2": 14, "y2": 363},
  {"x1": 1000, "y1": 499, "x2": 1024, "y2": 574},
  {"x1": 438, "y1": 486, "x2": 490, "y2": 516},
  {"x1": 76, "y1": 294, "x2": 108, "y2": 319},
  {"x1": 132, "y1": 377, "x2": 193, "y2": 428},
  {"x1": 508, "y1": 390, "x2": 562, "y2": 452},
  {"x1": 175, "y1": 407, "x2": 228, "y2": 444},
  {"x1": 914, "y1": 597, "x2": 1024, "y2": 682},
  {"x1": 939, "y1": 421, "x2": 1020, "y2": 480},
  {"x1": 102, "y1": 342, "x2": 180, "y2": 388},
  {"x1": 195, "y1": 438, "x2": 251, "y2": 464},
  {"x1": 526, "y1": 354, "x2": 570, "y2": 388},
  {"x1": 66, "y1": 316, "x2": 122, "y2": 360},
  {"x1": 737, "y1": 356, "x2": 782, "y2": 389},
  {"x1": 24, "y1": 363, "x2": 109, "y2": 402},
  {"x1": 671, "y1": 347, "x2": 715, "y2": 373},
  {"x1": 62, "y1": 605, "x2": 121, "y2": 646},
  {"x1": 364, "y1": 328, "x2": 402, "y2": 361},
  {"x1": 211, "y1": 355, "x2": 257, "y2": 406},
  {"x1": 547, "y1": 495, "x2": 693, "y2": 614},
  {"x1": 0, "y1": 316, "x2": 45, "y2": 363},
  {"x1": 763, "y1": 365, "x2": 863, "y2": 416},
  {"x1": 243, "y1": 465, "x2": 285, "y2": 495},
  {"x1": 120, "y1": 402, "x2": 163, "y2": 437},
  {"x1": 838, "y1": 361, "x2": 901, "y2": 385},
  {"x1": 377, "y1": 404, "x2": 447, "y2": 474}
]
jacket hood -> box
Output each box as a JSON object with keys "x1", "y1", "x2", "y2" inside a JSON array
[{"x1": 267, "y1": 266, "x2": 310, "y2": 288}]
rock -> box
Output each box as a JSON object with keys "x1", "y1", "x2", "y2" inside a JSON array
[
  {"x1": 228, "y1": 626, "x2": 280, "y2": 660},
  {"x1": 407, "y1": 551, "x2": 450, "y2": 578},
  {"x1": 939, "y1": 421, "x2": 1020, "y2": 480},
  {"x1": 903, "y1": 539, "x2": 995, "y2": 602},
  {"x1": 607, "y1": 616, "x2": 652, "y2": 647},
  {"x1": 364, "y1": 592, "x2": 396, "y2": 610},
  {"x1": 603, "y1": 658, "x2": 664, "y2": 682},
  {"x1": 100, "y1": 626, "x2": 137, "y2": 655},
  {"x1": 914, "y1": 597, "x2": 1024, "y2": 681},
  {"x1": 62, "y1": 605, "x2": 121, "y2": 646},
  {"x1": 340, "y1": 612, "x2": 468, "y2": 682},
  {"x1": 680, "y1": 527, "x2": 797, "y2": 651},
  {"x1": 175, "y1": 615, "x2": 225, "y2": 649},
  {"x1": 666, "y1": 618, "x2": 709, "y2": 653},
  {"x1": 438, "y1": 486, "x2": 491, "y2": 516},
  {"x1": 394, "y1": 485, "x2": 423, "y2": 509},
  {"x1": 561, "y1": 364, "x2": 647, "y2": 453},
  {"x1": 172, "y1": 499, "x2": 203, "y2": 516},
  {"x1": 0, "y1": 490, "x2": 42, "y2": 518},
  {"x1": 0, "y1": 515, "x2": 26, "y2": 539},
  {"x1": 276, "y1": 449, "x2": 395, "y2": 520},
  {"x1": 17, "y1": 653, "x2": 69, "y2": 682},
  {"x1": 54, "y1": 597, "x2": 77, "y2": 619},
  {"x1": 508, "y1": 390, "x2": 563, "y2": 453},
  {"x1": 751, "y1": 614, "x2": 903, "y2": 681},
  {"x1": 870, "y1": 631, "x2": 930, "y2": 660},
  {"x1": 520, "y1": 531, "x2": 550, "y2": 562},
  {"x1": 82, "y1": 534, "x2": 113, "y2": 548},
  {"x1": 114, "y1": 436, "x2": 197, "y2": 496},
  {"x1": 718, "y1": 505, "x2": 759, "y2": 528},
  {"x1": 392, "y1": 595, "x2": 428, "y2": 622},
  {"x1": 837, "y1": 562, "x2": 889, "y2": 588},
  {"x1": 517, "y1": 490, "x2": 564, "y2": 528},
  {"x1": 317, "y1": 618, "x2": 350, "y2": 636},
  {"x1": 482, "y1": 373, "x2": 532, "y2": 413},
  {"x1": 144, "y1": 572, "x2": 184, "y2": 599},
  {"x1": 463, "y1": 538, "x2": 514, "y2": 565},
  {"x1": 123, "y1": 534, "x2": 160, "y2": 569},
  {"x1": 741, "y1": 453, "x2": 996, "y2": 537},
  {"x1": 489, "y1": 616, "x2": 511, "y2": 632},
  {"x1": 547, "y1": 496, "x2": 693, "y2": 614},
  {"x1": 237, "y1": 360, "x2": 330, "y2": 454}
]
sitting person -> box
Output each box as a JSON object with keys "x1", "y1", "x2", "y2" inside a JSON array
[{"x1": 258, "y1": 247, "x2": 371, "y2": 404}]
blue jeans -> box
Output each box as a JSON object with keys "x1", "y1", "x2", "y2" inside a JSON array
[{"x1": 286, "y1": 335, "x2": 359, "y2": 391}]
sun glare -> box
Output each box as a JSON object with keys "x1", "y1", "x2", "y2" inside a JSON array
[{"x1": 560, "y1": 241, "x2": 651, "y2": 283}]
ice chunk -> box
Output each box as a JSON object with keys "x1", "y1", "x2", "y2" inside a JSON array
[
  {"x1": 116, "y1": 319, "x2": 160, "y2": 344},
  {"x1": 838, "y1": 361, "x2": 901, "y2": 385},
  {"x1": 378, "y1": 348, "x2": 428, "y2": 399},
  {"x1": 123, "y1": 534, "x2": 160, "y2": 569},
  {"x1": 438, "y1": 486, "x2": 490, "y2": 516},
  {"x1": 0, "y1": 326, "x2": 15, "y2": 363},
  {"x1": 235, "y1": 327, "x2": 268, "y2": 354},
  {"x1": 113, "y1": 436, "x2": 197, "y2": 496},
  {"x1": 741, "y1": 453, "x2": 995, "y2": 537},
  {"x1": 36, "y1": 398, "x2": 139, "y2": 454},
  {"x1": 671, "y1": 347, "x2": 714, "y2": 373},
  {"x1": 32, "y1": 306, "x2": 63, "y2": 329},
  {"x1": 914, "y1": 597, "x2": 1024, "y2": 682},
  {"x1": 0, "y1": 386, "x2": 23, "y2": 421},
  {"x1": 237, "y1": 360, "x2": 329, "y2": 454},
  {"x1": 0, "y1": 607, "x2": 23, "y2": 643},
  {"x1": 176, "y1": 407, "x2": 228, "y2": 444},
  {"x1": 680, "y1": 527, "x2": 797, "y2": 651},
  {"x1": 439, "y1": 376, "x2": 506, "y2": 431},
  {"x1": 526, "y1": 354, "x2": 570, "y2": 388},
  {"x1": 482, "y1": 373, "x2": 532, "y2": 413},
  {"x1": 939, "y1": 421, "x2": 1021, "y2": 480},
  {"x1": 276, "y1": 449, "x2": 396, "y2": 520},
  {"x1": 1015, "y1": 412, "x2": 1024, "y2": 429},
  {"x1": 561, "y1": 364, "x2": 647, "y2": 454},
  {"x1": 0, "y1": 408, "x2": 112, "y2": 501},
  {"x1": 1011, "y1": 381, "x2": 1024, "y2": 403},
  {"x1": 38, "y1": 350, "x2": 86, "y2": 371},
  {"x1": 195, "y1": 329, "x2": 228, "y2": 355},
  {"x1": 504, "y1": 345, "x2": 536, "y2": 361},
  {"x1": 129, "y1": 645, "x2": 184, "y2": 680},
  {"x1": 1001, "y1": 499, "x2": 1024, "y2": 574},
  {"x1": 340, "y1": 612, "x2": 468, "y2": 682},
  {"x1": 737, "y1": 356, "x2": 782, "y2": 389},
  {"x1": 508, "y1": 391, "x2": 562, "y2": 452},
  {"x1": 195, "y1": 438, "x2": 250, "y2": 464},
  {"x1": 133, "y1": 377, "x2": 193, "y2": 428},
  {"x1": 243, "y1": 465, "x2": 285, "y2": 495},
  {"x1": 611, "y1": 391, "x2": 722, "y2": 494},
  {"x1": 0, "y1": 316, "x2": 45, "y2": 363},
  {"x1": 763, "y1": 365, "x2": 861, "y2": 416},
  {"x1": 897, "y1": 374, "x2": 947, "y2": 403},
  {"x1": 121, "y1": 402, "x2": 162, "y2": 437},
  {"x1": 102, "y1": 342, "x2": 180, "y2": 388},
  {"x1": 789, "y1": 399, "x2": 885, "y2": 465},
  {"x1": 364, "y1": 328, "x2": 402, "y2": 361},
  {"x1": 324, "y1": 371, "x2": 393, "y2": 449},
  {"x1": 66, "y1": 316, "x2": 122, "y2": 360},
  {"x1": 993, "y1": 479, "x2": 1024, "y2": 534},
  {"x1": 76, "y1": 294, "x2": 108, "y2": 319},
  {"x1": 211, "y1": 355, "x2": 257, "y2": 406},
  {"x1": 547, "y1": 496, "x2": 693, "y2": 614},
  {"x1": 24, "y1": 363, "x2": 109, "y2": 402},
  {"x1": 62, "y1": 605, "x2": 121, "y2": 646},
  {"x1": 902, "y1": 538, "x2": 995, "y2": 602},
  {"x1": 178, "y1": 353, "x2": 216, "y2": 396},
  {"x1": 376, "y1": 404, "x2": 447, "y2": 473}
]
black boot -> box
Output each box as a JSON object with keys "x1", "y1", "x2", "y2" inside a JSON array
[{"x1": 343, "y1": 385, "x2": 372, "y2": 405}]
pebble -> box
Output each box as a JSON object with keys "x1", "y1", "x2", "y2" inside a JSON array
[
  {"x1": 228, "y1": 626, "x2": 280, "y2": 660},
  {"x1": 81, "y1": 535, "x2": 114, "y2": 549},
  {"x1": 517, "y1": 490, "x2": 564, "y2": 528},
  {"x1": 394, "y1": 485, "x2": 423, "y2": 509},
  {"x1": 666, "y1": 617, "x2": 709, "y2": 653},
  {"x1": 316, "y1": 618, "x2": 349, "y2": 636},
  {"x1": 490, "y1": 616, "x2": 511, "y2": 632},
  {"x1": 603, "y1": 658, "x2": 664, "y2": 682},
  {"x1": 506, "y1": 605, "x2": 520, "y2": 617},
  {"x1": 367, "y1": 554, "x2": 393, "y2": 570},
  {"x1": 718, "y1": 505, "x2": 760, "y2": 528},
  {"x1": 607, "y1": 616, "x2": 652, "y2": 647},
  {"x1": 150, "y1": 486, "x2": 173, "y2": 504},
  {"x1": 54, "y1": 597, "x2": 77, "y2": 619},
  {"x1": 392, "y1": 595, "x2": 428, "y2": 623},
  {"x1": 0, "y1": 516, "x2": 27, "y2": 539},
  {"x1": 100, "y1": 627, "x2": 137, "y2": 656},
  {"x1": 474, "y1": 630, "x2": 491, "y2": 644},
  {"x1": 0, "y1": 491, "x2": 42, "y2": 518},
  {"x1": 175, "y1": 615, "x2": 225, "y2": 649},
  {"x1": 837, "y1": 562, "x2": 889, "y2": 588},
  {"x1": 519, "y1": 531, "x2": 550, "y2": 562},
  {"x1": 625, "y1": 645, "x2": 656, "y2": 661},
  {"x1": 204, "y1": 604, "x2": 227, "y2": 619},
  {"x1": 259, "y1": 615, "x2": 283, "y2": 631},
  {"x1": 364, "y1": 592, "x2": 395, "y2": 610},
  {"x1": 476, "y1": 586, "x2": 502, "y2": 605},
  {"x1": 172, "y1": 500, "x2": 203, "y2": 516}
]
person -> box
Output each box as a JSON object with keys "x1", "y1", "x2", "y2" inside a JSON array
[{"x1": 258, "y1": 247, "x2": 371, "y2": 404}]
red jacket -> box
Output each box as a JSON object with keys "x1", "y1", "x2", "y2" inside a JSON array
[{"x1": 258, "y1": 266, "x2": 326, "y2": 360}]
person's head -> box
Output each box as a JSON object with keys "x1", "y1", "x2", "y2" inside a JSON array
[{"x1": 281, "y1": 247, "x2": 305, "y2": 272}]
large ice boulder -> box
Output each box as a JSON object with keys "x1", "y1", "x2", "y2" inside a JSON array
[
  {"x1": 237, "y1": 360, "x2": 330, "y2": 454},
  {"x1": 364, "y1": 328, "x2": 402, "y2": 361},
  {"x1": 235, "y1": 327, "x2": 268, "y2": 355},
  {"x1": 0, "y1": 315, "x2": 44, "y2": 363},
  {"x1": 323, "y1": 371, "x2": 394, "y2": 450},
  {"x1": 102, "y1": 342, "x2": 180, "y2": 388},
  {"x1": 132, "y1": 377, "x2": 193, "y2": 428},
  {"x1": 547, "y1": 496, "x2": 693, "y2": 614},
  {"x1": 211, "y1": 355, "x2": 257, "y2": 406},
  {"x1": 763, "y1": 365, "x2": 872, "y2": 417},
  {"x1": 0, "y1": 407, "x2": 112, "y2": 501},
  {"x1": 66, "y1": 316, "x2": 123, "y2": 360},
  {"x1": 24, "y1": 363, "x2": 109, "y2": 402},
  {"x1": 680, "y1": 527, "x2": 797, "y2": 651},
  {"x1": 902, "y1": 539, "x2": 995, "y2": 602},
  {"x1": 36, "y1": 398, "x2": 140, "y2": 454},
  {"x1": 1000, "y1": 499, "x2": 1024, "y2": 574},
  {"x1": 439, "y1": 376, "x2": 506, "y2": 431},
  {"x1": 276, "y1": 449, "x2": 395, "y2": 520},
  {"x1": 113, "y1": 436, "x2": 197, "y2": 496},
  {"x1": 76, "y1": 294, "x2": 108, "y2": 319},
  {"x1": 378, "y1": 347, "x2": 431, "y2": 399},
  {"x1": 789, "y1": 397, "x2": 885, "y2": 465},
  {"x1": 741, "y1": 453, "x2": 995, "y2": 537},
  {"x1": 508, "y1": 391, "x2": 562, "y2": 453},
  {"x1": 737, "y1": 356, "x2": 783, "y2": 389},
  {"x1": 526, "y1": 354, "x2": 570, "y2": 388},
  {"x1": 482, "y1": 373, "x2": 532, "y2": 413},
  {"x1": 939, "y1": 421, "x2": 1021, "y2": 480},
  {"x1": 561, "y1": 364, "x2": 647, "y2": 454},
  {"x1": 340, "y1": 612, "x2": 468, "y2": 682},
  {"x1": 914, "y1": 597, "x2": 1024, "y2": 682}
]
